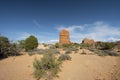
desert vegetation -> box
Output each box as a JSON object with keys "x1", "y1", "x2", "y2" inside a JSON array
[
  {"x1": 0, "y1": 35, "x2": 39, "y2": 58},
  {"x1": 80, "y1": 42, "x2": 120, "y2": 56},
  {"x1": 32, "y1": 47, "x2": 72, "y2": 80},
  {"x1": 0, "y1": 34, "x2": 120, "y2": 80},
  {"x1": 58, "y1": 54, "x2": 71, "y2": 61},
  {"x1": 0, "y1": 35, "x2": 20, "y2": 59},
  {"x1": 24, "y1": 35, "x2": 38, "y2": 51},
  {"x1": 33, "y1": 49, "x2": 61, "y2": 80}
]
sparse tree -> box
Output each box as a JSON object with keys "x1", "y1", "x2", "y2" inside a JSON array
[
  {"x1": 0, "y1": 36, "x2": 19, "y2": 58},
  {"x1": 18, "y1": 40, "x2": 25, "y2": 50},
  {"x1": 24, "y1": 35, "x2": 38, "y2": 51}
]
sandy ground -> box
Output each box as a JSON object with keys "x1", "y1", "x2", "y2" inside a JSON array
[
  {"x1": 0, "y1": 52, "x2": 120, "y2": 80},
  {"x1": 55, "y1": 54, "x2": 120, "y2": 80},
  {"x1": 0, "y1": 54, "x2": 42, "y2": 80}
]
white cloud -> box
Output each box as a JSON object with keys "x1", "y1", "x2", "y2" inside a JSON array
[
  {"x1": 39, "y1": 40, "x2": 59, "y2": 44},
  {"x1": 56, "y1": 21, "x2": 120, "y2": 42},
  {"x1": 40, "y1": 41, "x2": 45, "y2": 43},
  {"x1": 18, "y1": 32, "x2": 31, "y2": 40},
  {"x1": 107, "y1": 37, "x2": 120, "y2": 42},
  {"x1": 56, "y1": 25, "x2": 84, "y2": 32},
  {"x1": 16, "y1": 32, "x2": 44, "y2": 43},
  {"x1": 47, "y1": 39, "x2": 59, "y2": 44}
]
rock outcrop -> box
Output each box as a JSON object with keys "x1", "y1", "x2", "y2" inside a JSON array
[
  {"x1": 59, "y1": 29, "x2": 71, "y2": 44},
  {"x1": 82, "y1": 38, "x2": 95, "y2": 44}
]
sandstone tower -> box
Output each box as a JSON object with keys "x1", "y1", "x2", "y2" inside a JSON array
[
  {"x1": 59, "y1": 29, "x2": 71, "y2": 44},
  {"x1": 82, "y1": 38, "x2": 95, "y2": 44}
]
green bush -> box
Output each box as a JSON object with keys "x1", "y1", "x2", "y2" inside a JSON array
[
  {"x1": 24, "y1": 35, "x2": 38, "y2": 51},
  {"x1": 88, "y1": 48, "x2": 119, "y2": 56},
  {"x1": 62, "y1": 44, "x2": 72, "y2": 48},
  {"x1": 0, "y1": 36, "x2": 19, "y2": 59},
  {"x1": 33, "y1": 49, "x2": 61, "y2": 80},
  {"x1": 80, "y1": 44, "x2": 93, "y2": 49},
  {"x1": 49, "y1": 45, "x2": 56, "y2": 49},
  {"x1": 95, "y1": 42, "x2": 116, "y2": 50},
  {"x1": 18, "y1": 40, "x2": 25, "y2": 51},
  {"x1": 54, "y1": 49, "x2": 60, "y2": 54},
  {"x1": 102, "y1": 42, "x2": 116, "y2": 50},
  {"x1": 42, "y1": 43, "x2": 48, "y2": 47},
  {"x1": 58, "y1": 54, "x2": 71, "y2": 61},
  {"x1": 71, "y1": 47, "x2": 79, "y2": 51},
  {"x1": 103, "y1": 50, "x2": 119, "y2": 56},
  {"x1": 65, "y1": 48, "x2": 72, "y2": 54},
  {"x1": 43, "y1": 49, "x2": 60, "y2": 55},
  {"x1": 28, "y1": 50, "x2": 36, "y2": 56},
  {"x1": 55, "y1": 43, "x2": 60, "y2": 48}
]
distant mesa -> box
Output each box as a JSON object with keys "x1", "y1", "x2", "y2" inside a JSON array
[
  {"x1": 59, "y1": 29, "x2": 71, "y2": 44},
  {"x1": 82, "y1": 38, "x2": 95, "y2": 44}
]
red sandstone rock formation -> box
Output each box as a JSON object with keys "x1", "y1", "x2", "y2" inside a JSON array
[
  {"x1": 59, "y1": 29, "x2": 71, "y2": 44},
  {"x1": 82, "y1": 38, "x2": 95, "y2": 44}
]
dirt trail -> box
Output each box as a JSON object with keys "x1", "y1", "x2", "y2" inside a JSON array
[{"x1": 0, "y1": 53, "x2": 119, "y2": 80}]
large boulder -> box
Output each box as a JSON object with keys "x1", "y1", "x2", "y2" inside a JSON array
[
  {"x1": 59, "y1": 29, "x2": 71, "y2": 44},
  {"x1": 82, "y1": 38, "x2": 95, "y2": 44}
]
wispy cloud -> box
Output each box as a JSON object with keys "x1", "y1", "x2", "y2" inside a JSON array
[
  {"x1": 47, "y1": 39, "x2": 59, "y2": 44},
  {"x1": 14, "y1": 32, "x2": 43, "y2": 42},
  {"x1": 40, "y1": 39, "x2": 58, "y2": 44},
  {"x1": 33, "y1": 20, "x2": 41, "y2": 29},
  {"x1": 14, "y1": 32, "x2": 58, "y2": 44},
  {"x1": 56, "y1": 25, "x2": 84, "y2": 32},
  {"x1": 18, "y1": 32, "x2": 31, "y2": 40},
  {"x1": 56, "y1": 21, "x2": 120, "y2": 42}
]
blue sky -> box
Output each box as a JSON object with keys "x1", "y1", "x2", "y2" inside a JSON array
[{"x1": 0, "y1": 0, "x2": 120, "y2": 43}]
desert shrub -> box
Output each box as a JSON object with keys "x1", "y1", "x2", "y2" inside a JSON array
[
  {"x1": 65, "y1": 48, "x2": 72, "y2": 54},
  {"x1": 18, "y1": 40, "x2": 25, "y2": 50},
  {"x1": 45, "y1": 49, "x2": 60, "y2": 55},
  {"x1": 34, "y1": 49, "x2": 60, "y2": 55},
  {"x1": 0, "y1": 36, "x2": 19, "y2": 59},
  {"x1": 58, "y1": 54, "x2": 71, "y2": 61},
  {"x1": 54, "y1": 49, "x2": 60, "y2": 54},
  {"x1": 73, "y1": 43, "x2": 79, "y2": 46},
  {"x1": 71, "y1": 47, "x2": 79, "y2": 51},
  {"x1": 72, "y1": 43, "x2": 80, "y2": 49},
  {"x1": 88, "y1": 48, "x2": 96, "y2": 52},
  {"x1": 81, "y1": 50, "x2": 87, "y2": 54},
  {"x1": 63, "y1": 46, "x2": 79, "y2": 54},
  {"x1": 80, "y1": 44, "x2": 90, "y2": 49},
  {"x1": 88, "y1": 48, "x2": 119, "y2": 56},
  {"x1": 74, "y1": 49, "x2": 79, "y2": 53},
  {"x1": 95, "y1": 42, "x2": 116, "y2": 50},
  {"x1": 36, "y1": 49, "x2": 45, "y2": 54},
  {"x1": 80, "y1": 47, "x2": 82, "y2": 49},
  {"x1": 62, "y1": 44, "x2": 73, "y2": 48},
  {"x1": 55, "y1": 43, "x2": 60, "y2": 48},
  {"x1": 102, "y1": 42, "x2": 116, "y2": 50},
  {"x1": 33, "y1": 50, "x2": 61, "y2": 80},
  {"x1": 88, "y1": 48, "x2": 105, "y2": 56},
  {"x1": 28, "y1": 49, "x2": 46, "y2": 56},
  {"x1": 49, "y1": 45, "x2": 56, "y2": 49},
  {"x1": 28, "y1": 50, "x2": 35, "y2": 56},
  {"x1": 103, "y1": 50, "x2": 119, "y2": 56},
  {"x1": 60, "y1": 43, "x2": 80, "y2": 53},
  {"x1": 42, "y1": 43, "x2": 48, "y2": 47},
  {"x1": 24, "y1": 35, "x2": 38, "y2": 51},
  {"x1": 62, "y1": 44, "x2": 70, "y2": 48}
]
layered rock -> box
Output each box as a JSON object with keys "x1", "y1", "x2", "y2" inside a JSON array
[
  {"x1": 82, "y1": 38, "x2": 95, "y2": 44},
  {"x1": 59, "y1": 29, "x2": 71, "y2": 44}
]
